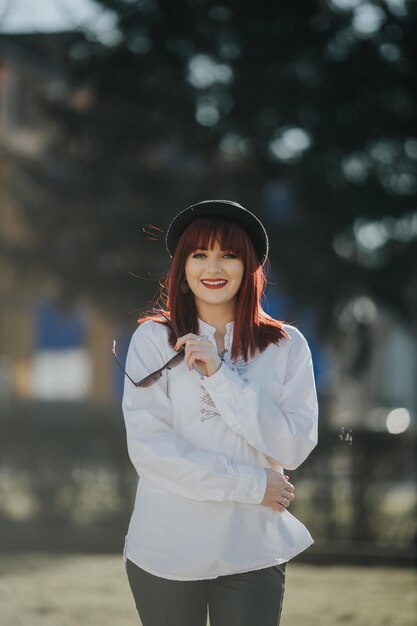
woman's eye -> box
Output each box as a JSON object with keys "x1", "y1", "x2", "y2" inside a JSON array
[{"x1": 191, "y1": 252, "x2": 237, "y2": 259}]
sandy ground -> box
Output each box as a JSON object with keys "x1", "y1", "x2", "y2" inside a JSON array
[{"x1": 0, "y1": 554, "x2": 415, "y2": 626}]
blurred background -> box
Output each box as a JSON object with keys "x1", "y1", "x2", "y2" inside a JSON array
[{"x1": 0, "y1": 0, "x2": 416, "y2": 623}]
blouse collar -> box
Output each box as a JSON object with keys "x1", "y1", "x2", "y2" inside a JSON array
[{"x1": 197, "y1": 317, "x2": 234, "y2": 334}]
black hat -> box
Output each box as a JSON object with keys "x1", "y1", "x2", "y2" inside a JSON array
[{"x1": 166, "y1": 200, "x2": 269, "y2": 267}]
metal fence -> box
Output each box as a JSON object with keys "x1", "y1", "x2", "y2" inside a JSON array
[{"x1": 1, "y1": 399, "x2": 416, "y2": 566}]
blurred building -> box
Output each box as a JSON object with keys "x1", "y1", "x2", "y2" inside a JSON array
[
  {"x1": 0, "y1": 32, "x2": 119, "y2": 406},
  {"x1": 0, "y1": 32, "x2": 416, "y2": 440},
  {"x1": 330, "y1": 297, "x2": 416, "y2": 436},
  {"x1": 0, "y1": 29, "x2": 415, "y2": 562}
]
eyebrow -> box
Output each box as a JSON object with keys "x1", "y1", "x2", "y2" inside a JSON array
[{"x1": 193, "y1": 247, "x2": 233, "y2": 251}]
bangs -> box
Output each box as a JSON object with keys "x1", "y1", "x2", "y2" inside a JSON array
[
  {"x1": 150, "y1": 214, "x2": 289, "y2": 362},
  {"x1": 179, "y1": 217, "x2": 252, "y2": 259}
]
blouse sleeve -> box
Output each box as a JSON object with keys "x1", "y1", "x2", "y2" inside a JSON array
[
  {"x1": 122, "y1": 322, "x2": 267, "y2": 504},
  {"x1": 200, "y1": 328, "x2": 319, "y2": 470}
]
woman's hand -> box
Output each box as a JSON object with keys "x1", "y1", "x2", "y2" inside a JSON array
[
  {"x1": 174, "y1": 334, "x2": 222, "y2": 377},
  {"x1": 260, "y1": 469, "x2": 295, "y2": 513}
]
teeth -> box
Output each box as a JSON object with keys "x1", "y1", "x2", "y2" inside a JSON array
[{"x1": 202, "y1": 280, "x2": 227, "y2": 285}]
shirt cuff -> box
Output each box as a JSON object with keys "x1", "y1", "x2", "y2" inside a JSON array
[
  {"x1": 201, "y1": 361, "x2": 243, "y2": 392},
  {"x1": 232, "y1": 464, "x2": 267, "y2": 504}
]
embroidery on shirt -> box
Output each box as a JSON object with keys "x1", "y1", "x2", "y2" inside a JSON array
[
  {"x1": 199, "y1": 351, "x2": 249, "y2": 421},
  {"x1": 231, "y1": 354, "x2": 250, "y2": 383},
  {"x1": 200, "y1": 346, "x2": 224, "y2": 422},
  {"x1": 200, "y1": 386, "x2": 221, "y2": 422}
]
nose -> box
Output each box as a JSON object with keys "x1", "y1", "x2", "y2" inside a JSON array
[{"x1": 205, "y1": 256, "x2": 223, "y2": 274}]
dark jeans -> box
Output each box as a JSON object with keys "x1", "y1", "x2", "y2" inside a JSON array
[{"x1": 125, "y1": 558, "x2": 286, "y2": 626}]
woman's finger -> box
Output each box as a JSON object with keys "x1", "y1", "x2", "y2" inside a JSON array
[
  {"x1": 184, "y1": 344, "x2": 210, "y2": 360},
  {"x1": 174, "y1": 334, "x2": 200, "y2": 349},
  {"x1": 181, "y1": 341, "x2": 212, "y2": 363},
  {"x1": 185, "y1": 346, "x2": 213, "y2": 369},
  {"x1": 187, "y1": 352, "x2": 207, "y2": 370},
  {"x1": 284, "y1": 475, "x2": 294, "y2": 490},
  {"x1": 277, "y1": 486, "x2": 294, "y2": 500}
]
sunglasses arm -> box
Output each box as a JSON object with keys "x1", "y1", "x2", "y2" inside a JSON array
[{"x1": 112, "y1": 341, "x2": 142, "y2": 387}]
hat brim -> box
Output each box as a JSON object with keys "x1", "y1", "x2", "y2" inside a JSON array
[{"x1": 165, "y1": 200, "x2": 269, "y2": 267}]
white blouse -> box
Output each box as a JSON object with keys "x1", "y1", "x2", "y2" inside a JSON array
[{"x1": 122, "y1": 317, "x2": 319, "y2": 581}]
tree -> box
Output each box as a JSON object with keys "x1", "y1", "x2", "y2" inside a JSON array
[{"x1": 2, "y1": 0, "x2": 416, "y2": 331}]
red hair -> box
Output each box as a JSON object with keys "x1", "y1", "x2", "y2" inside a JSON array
[{"x1": 138, "y1": 216, "x2": 289, "y2": 361}]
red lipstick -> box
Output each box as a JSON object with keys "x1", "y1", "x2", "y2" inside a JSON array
[{"x1": 200, "y1": 279, "x2": 228, "y2": 289}]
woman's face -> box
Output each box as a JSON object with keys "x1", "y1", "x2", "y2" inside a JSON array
[{"x1": 184, "y1": 239, "x2": 244, "y2": 310}]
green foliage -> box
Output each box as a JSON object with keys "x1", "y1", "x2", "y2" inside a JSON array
[
  {"x1": 1, "y1": 400, "x2": 415, "y2": 555},
  {"x1": 3, "y1": 0, "x2": 416, "y2": 327}
]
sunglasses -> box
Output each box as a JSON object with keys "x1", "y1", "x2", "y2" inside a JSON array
[{"x1": 112, "y1": 312, "x2": 185, "y2": 388}]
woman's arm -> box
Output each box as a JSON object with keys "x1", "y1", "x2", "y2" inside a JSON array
[
  {"x1": 122, "y1": 322, "x2": 267, "y2": 503},
  {"x1": 200, "y1": 328, "x2": 319, "y2": 470}
]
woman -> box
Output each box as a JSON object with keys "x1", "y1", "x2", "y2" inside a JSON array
[{"x1": 119, "y1": 200, "x2": 318, "y2": 626}]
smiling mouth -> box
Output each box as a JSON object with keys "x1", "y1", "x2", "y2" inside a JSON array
[{"x1": 201, "y1": 279, "x2": 228, "y2": 289}]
